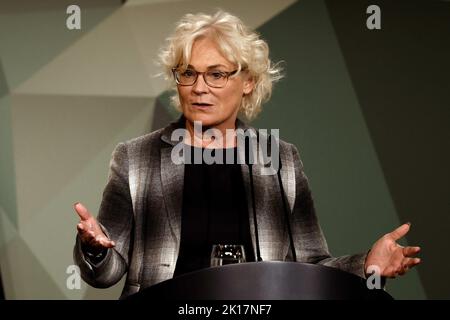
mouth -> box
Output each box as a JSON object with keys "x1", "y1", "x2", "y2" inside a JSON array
[{"x1": 191, "y1": 102, "x2": 213, "y2": 108}]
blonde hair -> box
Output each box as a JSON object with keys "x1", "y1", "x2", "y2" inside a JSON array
[{"x1": 158, "y1": 11, "x2": 283, "y2": 120}]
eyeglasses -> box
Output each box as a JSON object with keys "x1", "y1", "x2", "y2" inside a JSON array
[{"x1": 172, "y1": 67, "x2": 238, "y2": 88}]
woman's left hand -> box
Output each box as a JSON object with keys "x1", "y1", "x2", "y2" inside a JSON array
[{"x1": 365, "y1": 223, "x2": 421, "y2": 278}]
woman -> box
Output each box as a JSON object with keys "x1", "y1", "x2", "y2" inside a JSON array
[{"x1": 73, "y1": 11, "x2": 420, "y2": 299}]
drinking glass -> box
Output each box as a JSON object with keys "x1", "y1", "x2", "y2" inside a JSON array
[{"x1": 210, "y1": 244, "x2": 246, "y2": 267}]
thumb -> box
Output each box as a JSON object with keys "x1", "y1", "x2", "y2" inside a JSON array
[
  {"x1": 74, "y1": 202, "x2": 92, "y2": 221},
  {"x1": 389, "y1": 222, "x2": 411, "y2": 241}
]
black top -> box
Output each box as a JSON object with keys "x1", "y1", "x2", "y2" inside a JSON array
[{"x1": 173, "y1": 145, "x2": 255, "y2": 277}]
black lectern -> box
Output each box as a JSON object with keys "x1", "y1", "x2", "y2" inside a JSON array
[{"x1": 127, "y1": 262, "x2": 392, "y2": 300}]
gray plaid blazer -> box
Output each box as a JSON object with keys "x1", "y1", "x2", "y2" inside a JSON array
[{"x1": 74, "y1": 116, "x2": 367, "y2": 299}]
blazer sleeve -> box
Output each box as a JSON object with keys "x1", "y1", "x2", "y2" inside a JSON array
[
  {"x1": 73, "y1": 142, "x2": 134, "y2": 288},
  {"x1": 288, "y1": 143, "x2": 368, "y2": 279}
]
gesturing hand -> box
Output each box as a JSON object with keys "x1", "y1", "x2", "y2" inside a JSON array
[
  {"x1": 74, "y1": 202, "x2": 115, "y2": 251},
  {"x1": 365, "y1": 223, "x2": 421, "y2": 278}
]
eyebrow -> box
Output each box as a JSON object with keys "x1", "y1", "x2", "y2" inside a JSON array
[{"x1": 187, "y1": 64, "x2": 228, "y2": 70}]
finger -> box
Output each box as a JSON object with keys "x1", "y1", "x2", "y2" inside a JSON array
[
  {"x1": 402, "y1": 246, "x2": 421, "y2": 257},
  {"x1": 74, "y1": 202, "x2": 92, "y2": 221},
  {"x1": 398, "y1": 268, "x2": 407, "y2": 276},
  {"x1": 389, "y1": 223, "x2": 411, "y2": 241},
  {"x1": 95, "y1": 235, "x2": 115, "y2": 248},
  {"x1": 80, "y1": 230, "x2": 96, "y2": 243},
  {"x1": 101, "y1": 239, "x2": 116, "y2": 248},
  {"x1": 398, "y1": 257, "x2": 421, "y2": 276},
  {"x1": 76, "y1": 223, "x2": 85, "y2": 233},
  {"x1": 405, "y1": 257, "x2": 421, "y2": 268},
  {"x1": 398, "y1": 257, "x2": 420, "y2": 272},
  {"x1": 77, "y1": 223, "x2": 95, "y2": 237},
  {"x1": 103, "y1": 241, "x2": 115, "y2": 248},
  {"x1": 77, "y1": 220, "x2": 92, "y2": 231},
  {"x1": 78, "y1": 229, "x2": 96, "y2": 245}
]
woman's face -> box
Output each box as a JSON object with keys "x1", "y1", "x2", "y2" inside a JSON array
[{"x1": 177, "y1": 37, "x2": 254, "y2": 131}]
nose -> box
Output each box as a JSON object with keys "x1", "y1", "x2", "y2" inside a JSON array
[{"x1": 192, "y1": 73, "x2": 209, "y2": 95}]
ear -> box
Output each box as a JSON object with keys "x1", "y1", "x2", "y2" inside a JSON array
[{"x1": 243, "y1": 75, "x2": 255, "y2": 95}]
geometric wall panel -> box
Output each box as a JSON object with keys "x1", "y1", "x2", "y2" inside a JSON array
[
  {"x1": 253, "y1": 0, "x2": 426, "y2": 299},
  {"x1": 0, "y1": 96, "x2": 18, "y2": 229},
  {"x1": 0, "y1": 0, "x2": 123, "y2": 92},
  {"x1": 324, "y1": 0, "x2": 450, "y2": 299},
  {"x1": 12, "y1": 95, "x2": 155, "y2": 299}
]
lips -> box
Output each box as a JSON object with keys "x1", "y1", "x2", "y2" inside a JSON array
[{"x1": 192, "y1": 102, "x2": 213, "y2": 107}]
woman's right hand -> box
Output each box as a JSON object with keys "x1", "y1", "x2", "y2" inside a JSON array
[{"x1": 74, "y1": 202, "x2": 115, "y2": 251}]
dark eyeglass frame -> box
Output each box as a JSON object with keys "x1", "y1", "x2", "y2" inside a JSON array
[{"x1": 172, "y1": 67, "x2": 239, "y2": 88}]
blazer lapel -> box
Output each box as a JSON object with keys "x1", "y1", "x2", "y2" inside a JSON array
[
  {"x1": 239, "y1": 128, "x2": 297, "y2": 261},
  {"x1": 241, "y1": 163, "x2": 266, "y2": 259},
  {"x1": 160, "y1": 146, "x2": 184, "y2": 244},
  {"x1": 280, "y1": 143, "x2": 296, "y2": 213},
  {"x1": 160, "y1": 117, "x2": 186, "y2": 244}
]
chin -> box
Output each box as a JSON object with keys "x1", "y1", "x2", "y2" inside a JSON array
[{"x1": 184, "y1": 112, "x2": 222, "y2": 128}]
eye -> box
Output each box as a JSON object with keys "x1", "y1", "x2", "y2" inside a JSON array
[
  {"x1": 181, "y1": 69, "x2": 196, "y2": 78},
  {"x1": 208, "y1": 71, "x2": 226, "y2": 79}
]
